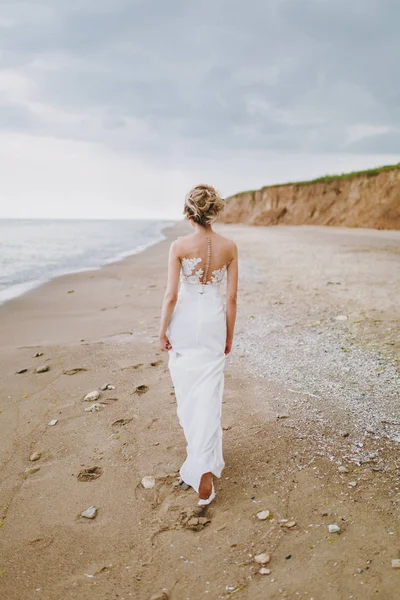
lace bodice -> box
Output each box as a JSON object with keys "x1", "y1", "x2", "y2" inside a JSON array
[{"x1": 180, "y1": 257, "x2": 228, "y2": 285}]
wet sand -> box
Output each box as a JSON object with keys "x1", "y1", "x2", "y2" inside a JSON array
[{"x1": 0, "y1": 222, "x2": 399, "y2": 600}]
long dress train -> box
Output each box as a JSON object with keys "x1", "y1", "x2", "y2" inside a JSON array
[{"x1": 167, "y1": 251, "x2": 228, "y2": 493}]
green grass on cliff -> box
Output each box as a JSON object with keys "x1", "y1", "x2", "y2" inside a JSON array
[{"x1": 237, "y1": 162, "x2": 400, "y2": 195}]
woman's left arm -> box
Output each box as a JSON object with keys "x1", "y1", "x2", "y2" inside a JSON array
[{"x1": 159, "y1": 240, "x2": 181, "y2": 351}]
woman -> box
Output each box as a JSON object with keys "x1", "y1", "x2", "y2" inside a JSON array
[{"x1": 159, "y1": 184, "x2": 238, "y2": 505}]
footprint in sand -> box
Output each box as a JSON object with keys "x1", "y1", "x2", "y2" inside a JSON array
[
  {"x1": 77, "y1": 467, "x2": 103, "y2": 482},
  {"x1": 63, "y1": 368, "x2": 88, "y2": 375},
  {"x1": 112, "y1": 418, "x2": 133, "y2": 427},
  {"x1": 150, "y1": 360, "x2": 163, "y2": 367},
  {"x1": 134, "y1": 384, "x2": 149, "y2": 395}
]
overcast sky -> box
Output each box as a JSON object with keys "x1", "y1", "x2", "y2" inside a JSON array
[{"x1": 1, "y1": 0, "x2": 399, "y2": 219}]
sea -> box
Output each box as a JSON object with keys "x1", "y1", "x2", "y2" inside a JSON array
[{"x1": 0, "y1": 218, "x2": 175, "y2": 305}]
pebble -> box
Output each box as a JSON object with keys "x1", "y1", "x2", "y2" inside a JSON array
[
  {"x1": 81, "y1": 506, "x2": 97, "y2": 519},
  {"x1": 281, "y1": 520, "x2": 296, "y2": 528},
  {"x1": 84, "y1": 390, "x2": 101, "y2": 402},
  {"x1": 100, "y1": 383, "x2": 115, "y2": 391},
  {"x1": 150, "y1": 592, "x2": 169, "y2": 600},
  {"x1": 348, "y1": 481, "x2": 357, "y2": 488},
  {"x1": 254, "y1": 553, "x2": 270, "y2": 565},
  {"x1": 35, "y1": 365, "x2": 49, "y2": 373},
  {"x1": 256, "y1": 510, "x2": 270, "y2": 520},
  {"x1": 16, "y1": 368, "x2": 28, "y2": 374},
  {"x1": 85, "y1": 564, "x2": 108, "y2": 577},
  {"x1": 259, "y1": 567, "x2": 271, "y2": 575},
  {"x1": 25, "y1": 467, "x2": 40, "y2": 475},
  {"x1": 328, "y1": 524, "x2": 340, "y2": 533},
  {"x1": 335, "y1": 315, "x2": 348, "y2": 321},
  {"x1": 141, "y1": 476, "x2": 156, "y2": 489},
  {"x1": 392, "y1": 559, "x2": 400, "y2": 569},
  {"x1": 33, "y1": 352, "x2": 43, "y2": 358},
  {"x1": 48, "y1": 419, "x2": 58, "y2": 426},
  {"x1": 85, "y1": 403, "x2": 106, "y2": 412},
  {"x1": 338, "y1": 466, "x2": 349, "y2": 473},
  {"x1": 29, "y1": 452, "x2": 41, "y2": 462}
]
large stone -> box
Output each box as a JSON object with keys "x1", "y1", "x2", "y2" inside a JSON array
[
  {"x1": 81, "y1": 506, "x2": 97, "y2": 519},
  {"x1": 84, "y1": 390, "x2": 100, "y2": 402},
  {"x1": 141, "y1": 476, "x2": 156, "y2": 489},
  {"x1": 254, "y1": 553, "x2": 270, "y2": 565}
]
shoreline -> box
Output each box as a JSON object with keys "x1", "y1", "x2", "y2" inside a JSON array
[
  {"x1": 1, "y1": 222, "x2": 399, "y2": 600},
  {"x1": 0, "y1": 218, "x2": 177, "y2": 308}
]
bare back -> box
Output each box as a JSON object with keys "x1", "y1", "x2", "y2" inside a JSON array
[{"x1": 175, "y1": 231, "x2": 236, "y2": 285}]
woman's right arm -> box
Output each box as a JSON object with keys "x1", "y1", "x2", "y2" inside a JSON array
[
  {"x1": 225, "y1": 243, "x2": 238, "y2": 355},
  {"x1": 159, "y1": 240, "x2": 181, "y2": 351}
]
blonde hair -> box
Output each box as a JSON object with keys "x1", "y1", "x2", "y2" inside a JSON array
[{"x1": 183, "y1": 184, "x2": 225, "y2": 226}]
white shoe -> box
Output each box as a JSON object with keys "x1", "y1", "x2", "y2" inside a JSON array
[{"x1": 198, "y1": 481, "x2": 216, "y2": 506}]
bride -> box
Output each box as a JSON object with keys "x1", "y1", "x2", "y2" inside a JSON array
[{"x1": 159, "y1": 184, "x2": 238, "y2": 505}]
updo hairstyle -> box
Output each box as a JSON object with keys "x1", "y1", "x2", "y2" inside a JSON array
[{"x1": 183, "y1": 184, "x2": 225, "y2": 226}]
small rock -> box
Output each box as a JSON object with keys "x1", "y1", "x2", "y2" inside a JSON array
[
  {"x1": 33, "y1": 352, "x2": 43, "y2": 358},
  {"x1": 338, "y1": 466, "x2": 349, "y2": 473},
  {"x1": 85, "y1": 403, "x2": 106, "y2": 412},
  {"x1": 392, "y1": 559, "x2": 400, "y2": 569},
  {"x1": 29, "y1": 452, "x2": 41, "y2": 462},
  {"x1": 150, "y1": 592, "x2": 169, "y2": 600},
  {"x1": 348, "y1": 481, "x2": 357, "y2": 488},
  {"x1": 107, "y1": 384, "x2": 115, "y2": 390},
  {"x1": 276, "y1": 414, "x2": 289, "y2": 419},
  {"x1": 84, "y1": 390, "x2": 100, "y2": 402},
  {"x1": 256, "y1": 510, "x2": 270, "y2": 520},
  {"x1": 85, "y1": 564, "x2": 109, "y2": 577},
  {"x1": 16, "y1": 368, "x2": 28, "y2": 374},
  {"x1": 341, "y1": 431, "x2": 350, "y2": 438},
  {"x1": 259, "y1": 567, "x2": 271, "y2": 575},
  {"x1": 25, "y1": 467, "x2": 40, "y2": 475},
  {"x1": 254, "y1": 553, "x2": 270, "y2": 565},
  {"x1": 282, "y1": 520, "x2": 296, "y2": 528},
  {"x1": 48, "y1": 419, "x2": 58, "y2": 426},
  {"x1": 35, "y1": 365, "x2": 49, "y2": 373},
  {"x1": 100, "y1": 384, "x2": 109, "y2": 391},
  {"x1": 335, "y1": 315, "x2": 348, "y2": 321},
  {"x1": 141, "y1": 476, "x2": 156, "y2": 489},
  {"x1": 328, "y1": 524, "x2": 340, "y2": 533},
  {"x1": 81, "y1": 506, "x2": 97, "y2": 519}
]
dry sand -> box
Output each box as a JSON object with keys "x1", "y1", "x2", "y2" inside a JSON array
[{"x1": 0, "y1": 222, "x2": 399, "y2": 600}]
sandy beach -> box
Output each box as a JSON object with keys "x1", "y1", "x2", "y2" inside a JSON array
[{"x1": 0, "y1": 221, "x2": 399, "y2": 600}]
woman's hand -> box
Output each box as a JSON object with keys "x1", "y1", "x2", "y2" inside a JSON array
[
  {"x1": 224, "y1": 339, "x2": 232, "y2": 355},
  {"x1": 160, "y1": 334, "x2": 172, "y2": 351}
]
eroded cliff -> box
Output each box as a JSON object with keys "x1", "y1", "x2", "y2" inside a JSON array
[{"x1": 220, "y1": 165, "x2": 400, "y2": 229}]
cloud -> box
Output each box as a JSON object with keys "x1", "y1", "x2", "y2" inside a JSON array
[{"x1": 0, "y1": 1, "x2": 400, "y2": 217}]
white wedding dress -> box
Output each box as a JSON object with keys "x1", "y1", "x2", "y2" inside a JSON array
[{"x1": 167, "y1": 238, "x2": 228, "y2": 493}]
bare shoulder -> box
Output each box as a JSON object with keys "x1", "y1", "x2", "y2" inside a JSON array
[
  {"x1": 169, "y1": 234, "x2": 191, "y2": 255},
  {"x1": 215, "y1": 232, "x2": 237, "y2": 254}
]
